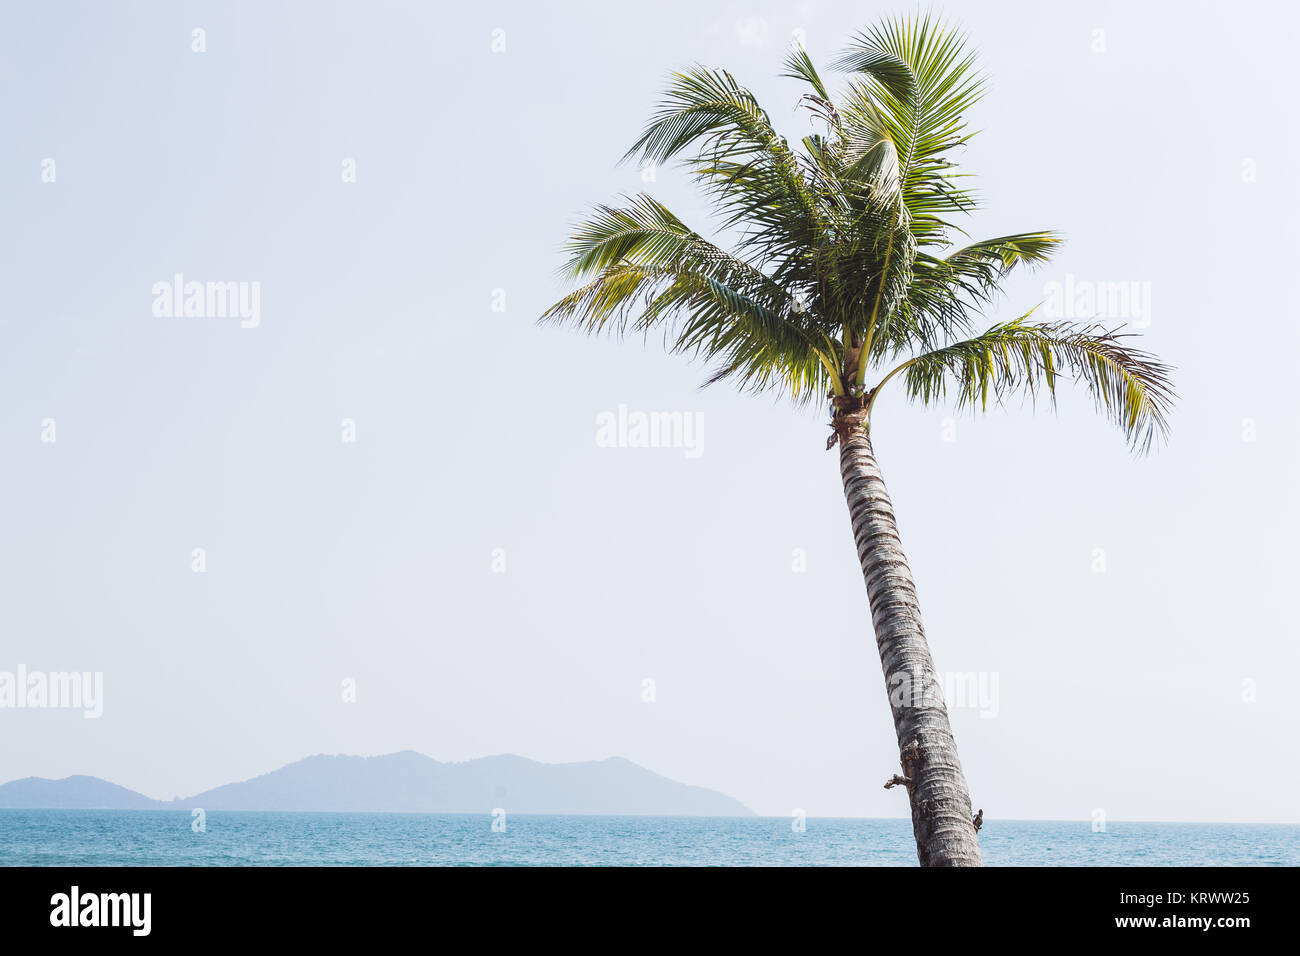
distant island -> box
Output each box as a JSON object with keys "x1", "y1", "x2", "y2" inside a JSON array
[{"x1": 0, "y1": 752, "x2": 754, "y2": 816}]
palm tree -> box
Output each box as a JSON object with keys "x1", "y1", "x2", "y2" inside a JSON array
[{"x1": 541, "y1": 16, "x2": 1174, "y2": 866}]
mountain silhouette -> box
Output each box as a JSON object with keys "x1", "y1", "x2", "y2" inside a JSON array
[
  {"x1": 0, "y1": 752, "x2": 753, "y2": 816},
  {"x1": 0, "y1": 774, "x2": 161, "y2": 810}
]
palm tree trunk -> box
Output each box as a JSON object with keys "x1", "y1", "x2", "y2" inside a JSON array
[{"x1": 838, "y1": 423, "x2": 983, "y2": 867}]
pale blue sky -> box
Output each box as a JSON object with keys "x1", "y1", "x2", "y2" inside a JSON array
[{"x1": 1, "y1": 0, "x2": 1297, "y2": 822}]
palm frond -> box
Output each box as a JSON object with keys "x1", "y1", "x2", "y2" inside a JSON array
[
  {"x1": 888, "y1": 317, "x2": 1175, "y2": 453},
  {"x1": 542, "y1": 198, "x2": 842, "y2": 404},
  {"x1": 893, "y1": 231, "x2": 1062, "y2": 351},
  {"x1": 559, "y1": 193, "x2": 784, "y2": 293},
  {"x1": 783, "y1": 44, "x2": 843, "y2": 148},
  {"x1": 622, "y1": 65, "x2": 825, "y2": 249},
  {"x1": 833, "y1": 14, "x2": 984, "y2": 239}
]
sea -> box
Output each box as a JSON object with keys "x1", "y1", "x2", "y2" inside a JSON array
[{"x1": 1, "y1": 811, "x2": 1297, "y2": 866}]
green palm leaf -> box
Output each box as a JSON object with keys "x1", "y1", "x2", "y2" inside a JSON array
[{"x1": 877, "y1": 317, "x2": 1175, "y2": 453}]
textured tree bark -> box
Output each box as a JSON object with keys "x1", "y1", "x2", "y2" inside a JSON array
[{"x1": 838, "y1": 422, "x2": 983, "y2": 867}]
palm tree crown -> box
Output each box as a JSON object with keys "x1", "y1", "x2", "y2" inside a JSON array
[{"x1": 542, "y1": 16, "x2": 1174, "y2": 451}]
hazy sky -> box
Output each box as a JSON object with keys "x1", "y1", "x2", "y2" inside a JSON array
[{"x1": 2, "y1": 0, "x2": 1297, "y2": 823}]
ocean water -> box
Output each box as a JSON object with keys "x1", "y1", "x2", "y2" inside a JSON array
[{"x1": 1, "y1": 811, "x2": 1296, "y2": 866}]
